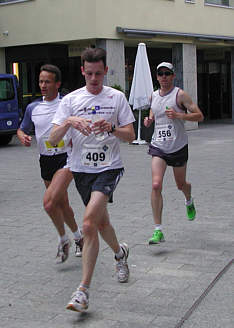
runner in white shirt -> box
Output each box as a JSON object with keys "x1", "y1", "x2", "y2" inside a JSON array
[
  {"x1": 17, "y1": 64, "x2": 83, "y2": 263},
  {"x1": 49, "y1": 48, "x2": 135, "y2": 312},
  {"x1": 144, "y1": 62, "x2": 204, "y2": 245}
]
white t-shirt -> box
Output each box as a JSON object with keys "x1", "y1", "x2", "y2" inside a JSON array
[
  {"x1": 52, "y1": 86, "x2": 135, "y2": 173},
  {"x1": 20, "y1": 94, "x2": 71, "y2": 161}
]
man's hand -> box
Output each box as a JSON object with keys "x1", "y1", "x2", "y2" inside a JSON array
[
  {"x1": 165, "y1": 107, "x2": 179, "y2": 120},
  {"x1": 22, "y1": 135, "x2": 32, "y2": 147},
  {"x1": 92, "y1": 119, "x2": 112, "y2": 135},
  {"x1": 69, "y1": 117, "x2": 92, "y2": 136},
  {"x1": 17, "y1": 129, "x2": 32, "y2": 147},
  {"x1": 144, "y1": 117, "x2": 154, "y2": 128}
]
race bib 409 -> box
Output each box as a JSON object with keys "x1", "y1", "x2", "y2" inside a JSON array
[{"x1": 81, "y1": 144, "x2": 112, "y2": 168}]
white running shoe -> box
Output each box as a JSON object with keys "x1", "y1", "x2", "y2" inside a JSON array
[
  {"x1": 74, "y1": 236, "x2": 83, "y2": 257},
  {"x1": 66, "y1": 288, "x2": 89, "y2": 312},
  {"x1": 115, "y1": 243, "x2": 129, "y2": 283},
  {"x1": 56, "y1": 239, "x2": 71, "y2": 263}
]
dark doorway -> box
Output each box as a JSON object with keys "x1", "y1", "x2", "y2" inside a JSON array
[
  {"x1": 197, "y1": 53, "x2": 231, "y2": 121},
  {"x1": 6, "y1": 44, "x2": 69, "y2": 113}
]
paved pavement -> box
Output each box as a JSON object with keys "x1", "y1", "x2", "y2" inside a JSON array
[{"x1": 0, "y1": 123, "x2": 234, "y2": 328}]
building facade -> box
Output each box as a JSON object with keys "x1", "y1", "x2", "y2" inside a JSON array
[{"x1": 0, "y1": 0, "x2": 234, "y2": 123}]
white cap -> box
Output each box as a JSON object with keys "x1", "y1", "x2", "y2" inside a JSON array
[{"x1": 157, "y1": 62, "x2": 174, "y2": 72}]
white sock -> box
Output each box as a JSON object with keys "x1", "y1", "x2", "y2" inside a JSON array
[
  {"x1": 115, "y1": 247, "x2": 124, "y2": 260},
  {"x1": 79, "y1": 283, "x2": 89, "y2": 291},
  {"x1": 185, "y1": 198, "x2": 193, "y2": 206},
  {"x1": 60, "y1": 234, "x2": 69, "y2": 244},
  {"x1": 73, "y1": 228, "x2": 82, "y2": 240},
  {"x1": 155, "y1": 224, "x2": 162, "y2": 231}
]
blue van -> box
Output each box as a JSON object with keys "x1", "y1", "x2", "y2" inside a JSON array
[{"x1": 0, "y1": 74, "x2": 22, "y2": 145}]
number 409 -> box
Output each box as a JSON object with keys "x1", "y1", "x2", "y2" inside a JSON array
[{"x1": 86, "y1": 152, "x2": 105, "y2": 162}]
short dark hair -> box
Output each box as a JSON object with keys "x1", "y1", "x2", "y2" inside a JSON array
[
  {"x1": 40, "y1": 64, "x2": 62, "y2": 82},
  {"x1": 81, "y1": 47, "x2": 106, "y2": 67}
]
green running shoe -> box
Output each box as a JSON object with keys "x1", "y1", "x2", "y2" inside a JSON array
[
  {"x1": 149, "y1": 230, "x2": 165, "y2": 245},
  {"x1": 186, "y1": 201, "x2": 196, "y2": 221}
]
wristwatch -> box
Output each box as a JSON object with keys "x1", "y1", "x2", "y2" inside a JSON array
[{"x1": 109, "y1": 124, "x2": 116, "y2": 134}]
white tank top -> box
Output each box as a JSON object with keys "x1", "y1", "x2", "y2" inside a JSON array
[{"x1": 151, "y1": 87, "x2": 188, "y2": 153}]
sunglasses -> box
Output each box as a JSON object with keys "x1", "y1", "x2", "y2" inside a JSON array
[{"x1": 157, "y1": 71, "x2": 173, "y2": 77}]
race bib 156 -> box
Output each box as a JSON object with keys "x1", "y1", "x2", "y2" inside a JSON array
[{"x1": 154, "y1": 124, "x2": 175, "y2": 142}]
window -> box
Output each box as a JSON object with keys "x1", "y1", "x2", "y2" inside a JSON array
[
  {"x1": 205, "y1": 0, "x2": 234, "y2": 7},
  {"x1": 0, "y1": 78, "x2": 15, "y2": 101},
  {"x1": 0, "y1": 0, "x2": 33, "y2": 5},
  {"x1": 185, "y1": 0, "x2": 196, "y2": 3}
]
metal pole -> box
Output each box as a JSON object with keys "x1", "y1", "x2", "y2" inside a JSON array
[{"x1": 137, "y1": 110, "x2": 141, "y2": 141}]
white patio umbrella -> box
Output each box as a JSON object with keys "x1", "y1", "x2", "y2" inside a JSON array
[{"x1": 129, "y1": 42, "x2": 153, "y2": 144}]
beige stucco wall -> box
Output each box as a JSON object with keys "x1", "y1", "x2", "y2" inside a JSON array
[
  {"x1": 0, "y1": 0, "x2": 234, "y2": 47},
  {"x1": 0, "y1": 0, "x2": 97, "y2": 46},
  {"x1": 95, "y1": 0, "x2": 234, "y2": 39}
]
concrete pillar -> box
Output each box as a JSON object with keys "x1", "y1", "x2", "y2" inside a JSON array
[
  {"x1": 183, "y1": 43, "x2": 198, "y2": 130},
  {"x1": 96, "y1": 39, "x2": 125, "y2": 92},
  {"x1": 183, "y1": 44, "x2": 198, "y2": 104},
  {"x1": 172, "y1": 43, "x2": 183, "y2": 89},
  {"x1": 0, "y1": 48, "x2": 6, "y2": 73},
  {"x1": 172, "y1": 43, "x2": 198, "y2": 130},
  {"x1": 231, "y1": 47, "x2": 234, "y2": 123}
]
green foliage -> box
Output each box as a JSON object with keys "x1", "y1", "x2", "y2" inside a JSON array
[
  {"x1": 110, "y1": 84, "x2": 124, "y2": 92},
  {"x1": 133, "y1": 108, "x2": 150, "y2": 120}
]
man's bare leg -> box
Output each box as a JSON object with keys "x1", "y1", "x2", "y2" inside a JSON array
[
  {"x1": 151, "y1": 157, "x2": 167, "y2": 225},
  {"x1": 43, "y1": 168, "x2": 81, "y2": 262},
  {"x1": 43, "y1": 168, "x2": 78, "y2": 235},
  {"x1": 149, "y1": 157, "x2": 167, "y2": 244},
  {"x1": 173, "y1": 164, "x2": 191, "y2": 201},
  {"x1": 66, "y1": 191, "x2": 129, "y2": 311},
  {"x1": 173, "y1": 165, "x2": 196, "y2": 220},
  {"x1": 80, "y1": 192, "x2": 116, "y2": 286}
]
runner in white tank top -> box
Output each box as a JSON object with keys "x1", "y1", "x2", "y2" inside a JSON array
[
  {"x1": 151, "y1": 86, "x2": 188, "y2": 153},
  {"x1": 144, "y1": 62, "x2": 204, "y2": 245}
]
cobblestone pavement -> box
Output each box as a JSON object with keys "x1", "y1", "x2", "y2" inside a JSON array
[{"x1": 0, "y1": 123, "x2": 233, "y2": 328}]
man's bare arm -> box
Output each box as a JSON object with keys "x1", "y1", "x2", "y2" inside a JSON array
[
  {"x1": 166, "y1": 90, "x2": 204, "y2": 122},
  {"x1": 110, "y1": 123, "x2": 135, "y2": 143},
  {"x1": 49, "y1": 121, "x2": 71, "y2": 146},
  {"x1": 144, "y1": 109, "x2": 155, "y2": 128},
  {"x1": 17, "y1": 128, "x2": 32, "y2": 147},
  {"x1": 49, "y1": 116, "x2": 93, "y2": 146}
]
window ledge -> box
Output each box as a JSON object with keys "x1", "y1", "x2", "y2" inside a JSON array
[
  {"x1": 0, "y1": 0, "x2": 34, "y2": 6},
  {"x1": 205, "y1": 3, "x2": 234, "y2": 9}
]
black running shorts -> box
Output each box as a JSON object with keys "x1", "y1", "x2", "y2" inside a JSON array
[
  {"x1": 148, "y1": 144, "x2": 188, "y2": 167},
  {"x1": 72, "y1": 168, "x2": 124, "y2": 206},
  {"x1": 39, "y1": 153, "x2": 68, "y2": 181}
]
